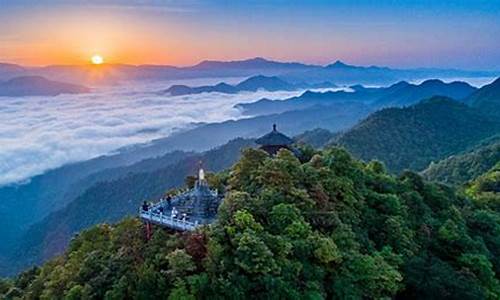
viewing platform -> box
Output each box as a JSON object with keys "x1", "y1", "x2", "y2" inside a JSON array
[
  {"x1": 139, "y1": 168, "x2": 222, "y2": 231},
  {"x1": 139, "y1": 208, "x2": 198, "y2": 231}
]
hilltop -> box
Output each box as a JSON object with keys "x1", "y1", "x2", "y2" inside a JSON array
[{"x1": 2, "y1": 147, "x2": 499, "y2": 299}]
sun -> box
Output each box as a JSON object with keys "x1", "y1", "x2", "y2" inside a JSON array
[{"x1": 91, "y1": 54, "x2": 104, "y2": 65}]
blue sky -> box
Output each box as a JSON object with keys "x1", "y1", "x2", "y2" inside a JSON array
[{"x1": 0, "y1": 0, "x2": 499, "y2": 69}]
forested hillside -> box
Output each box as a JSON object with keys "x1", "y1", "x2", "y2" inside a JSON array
[
  {"x1": 335, "y1": 96, "x2": 500, "y2": 173},
  {"x1": 0, "y1": 149, "x2": 190, "y2": 274},
  {"x1": 5, "y1": 139, "x2": 254, "y2": 276},
  {"x1": 467, "y1": 77, "x2": 500, "y2": 119},
  {"x1": 0, "y1": 98, "x2": 369, "y2": 276},
  {"x1": 374, "y1": 79, "x2": 476, "y2": 107},
  {"x1": 294, "y1": 128, "x2": 337, "y2": 148},
  {"x1": 423, "y1": 138, "x2": 500, "y2": 185},
  {"x1": 2, "y1": 147, "x2": 500, "y2": 299},
  {"x1": 466, "y1": 161, "x2": 500, "y2": 199}
]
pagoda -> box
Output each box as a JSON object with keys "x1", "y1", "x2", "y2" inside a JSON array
[{"x1": 255, "y1": 124, "x2": 294, "y2": 155}]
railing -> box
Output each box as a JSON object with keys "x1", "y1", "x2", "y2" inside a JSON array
[{"x1": 139, "y1": 209, "x2": 199, "y2": 231}]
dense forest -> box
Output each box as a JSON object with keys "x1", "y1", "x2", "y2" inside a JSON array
[
  {"x1": 2, "y1": 146, "x2": 499, "y2": 299},
  {"x1": 465, "y1": 162, "x2": 500, "y2": 207}
]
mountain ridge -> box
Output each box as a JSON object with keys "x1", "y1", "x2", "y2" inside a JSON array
[
  {"x1": 1, "y1": 57, "x2": 497, "y2": 86},
  {"x1": 466, "y1": 77, "x2": 500, "y2": 119},
  {"x1": 237, "y1": 79, "x2": 477, "y2": 116},
  {"x1": 163, "y1": 75, "x2": 335, "y2": 96},
  {"x1": 334, "y1": 96, "x2": 500, "y2": 172}
]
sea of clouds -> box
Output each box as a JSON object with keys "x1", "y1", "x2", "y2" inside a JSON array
[
  {"x1": 0, "y1": 77, "x2": 331, "y2": 186},
  {"x1": 2, "y1": 76, "x2": 493, "y2": 187}
]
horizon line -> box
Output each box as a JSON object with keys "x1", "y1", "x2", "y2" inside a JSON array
[{"x1": 1, "y1": 57, "x2": 499, "y2": 73}]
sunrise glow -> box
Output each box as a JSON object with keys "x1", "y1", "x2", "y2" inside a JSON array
[
  {"x1": 91, "y1": 55, "x2": 104, "y2": 65},
  {"x1": 1, "y1": 2, "x2": 499, "y2": 69}
]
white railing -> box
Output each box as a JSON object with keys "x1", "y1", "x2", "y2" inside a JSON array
[{"x1": 139, "y1": 209, "x2": 199, "y2": 231}]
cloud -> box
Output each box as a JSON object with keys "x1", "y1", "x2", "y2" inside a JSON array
[{"x1": 0, "y1": 78, "x2": 306, "y2": 186}]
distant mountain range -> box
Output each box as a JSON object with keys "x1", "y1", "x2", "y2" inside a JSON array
[
  {"x1": 188, "y1": 57, "x2": 315, "y2": 72},
  {"x1": 163, "y1": 75, "x2": 335, "y2": 96},
  {"x1": 237, "y1": 79, "x2": 477, "y2": 116},
  {"x1": 0, "y1": 57, "x2": 497, "y2": 86},
  {"x1": 375, "y1": 79, "x2": 476, "y2": 107},
  {"x1": 282, "y1": 59, "x2": 498, "y2": 85},
  {"x1": 0, "y1": 76, "x2": 90, "y2": 97}
]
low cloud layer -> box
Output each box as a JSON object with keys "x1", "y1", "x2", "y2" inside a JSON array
[{"x1": 0, "y1": 78, "x2": 308, "y2": 186}]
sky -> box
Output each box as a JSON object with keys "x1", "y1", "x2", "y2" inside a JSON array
[{"x1": 0, "y1": 0, "x2": 499, "y2": 70}]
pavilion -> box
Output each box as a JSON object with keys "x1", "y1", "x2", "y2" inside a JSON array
[{"x1": 255, "y1": 124, "x2": 294, "y2": 155}]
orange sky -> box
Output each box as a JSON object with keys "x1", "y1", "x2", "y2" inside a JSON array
[
  {"x1": 0, "y1": 4, "x2": 327, "y2": 67},
  {"x1": 1, "y1": 7, "x2": 195, "y2": 66},
  {"x1": 1, "y1": 1, "x2": 499, "y2": 69}
]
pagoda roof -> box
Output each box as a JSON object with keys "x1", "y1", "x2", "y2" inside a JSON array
[{"x1": 255, "y1": 124, "x2": 294, "y2": 146}]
